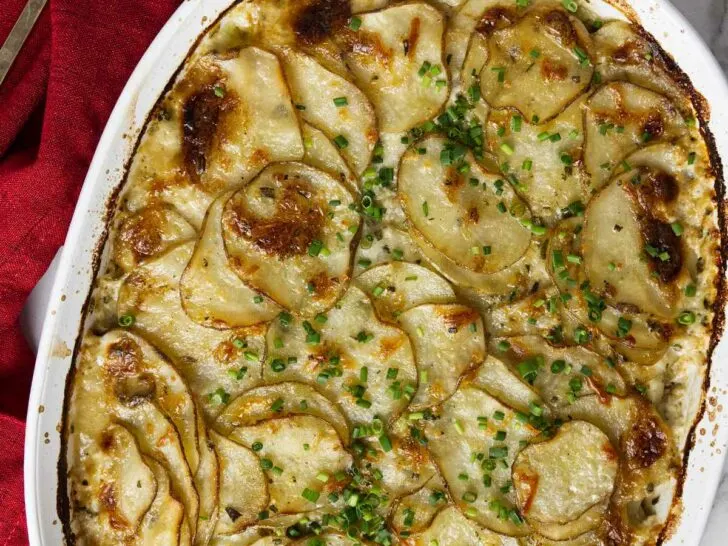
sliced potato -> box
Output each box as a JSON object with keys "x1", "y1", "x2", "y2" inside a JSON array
[
  {"x1": 301, "y1": 123, "x2": 358, "y2": 193},
  {"x1": 230, "y1": 415, "x2": 353, "y2": 513},
  {"x1": 113, "y1": 205, "x2": 197, "y2": 273},
  {"x1": 584, "y1": 82, "x2": 686, "y2": 190},
  {"x1": 360, "y1": 417, "x2": 437, "y2": 499},
  {"x1": 337, "y1": 2, "x2": 449, "y2": 132},
  {"x1": 592, "y1": 21, "x2": 693, "y2": 109},
  {"x1": 480, "y1": 8, "x2": 593, "y2": 122},
  {"x1": 115, "y1": 400, "x2": 200, "y2": 535},
  {"x1": 471, "y1": 355, "x2": 544, "y2": 416},
  {"x1": 67, "y1": 423, "x2": 157, "y2": 544},
  {"x1": 118, "y1": 243, "x2": 267, "y2": 419},
  {"x1": 490, "y1": 335, "x2": 627, "y2": 407},
  {"x1": 547, "y1": 216, "x2": 672, "y2": 362},
  {"x1": 123, "y1": 47, "x2": 304, "y2": 229},
  {"x1": 355, "y1": 262, "x2": 456, "y2": 322},
  {"x1": 462, "y1": 31, "x2": 491, "y2": 125},
  {"x1": 291, "y1": 534, "x2": 364, "y2": 546},
  {"x1": 279, "y1": 48, "x2": 377, "y2": 176},
  {"x1": 215, "y1": 382, "x2": 350, "y2": 442},
  {"x1": 485, "y1": 288, "x2": 564, "y2": 339},
  {"x1": 425, "y1": 385, "x2": 539, "y2": 535},
  {"x1": 353, "y1": 226, "x2": 424, "y2": 272},
  {"x1": 195, "y1": 415, "x2": 221, "y2": 545},
  {"x1": 399, "y1": 135, "x2": 532, "y2": 274},
  {"x1": 181, "y1": 191, "x2": 281, "y2": 329},
  {"x1": 138, "y1": 457, "x2": 186, "y2": 546},
  {"x1": 264, "y1": 286, "x2": 418, "y2": 425},
  {"x1": 411, "y1": 505, "x2": 519, "y2": 546},
  {"x1": 513, "y1": 421, "x2": 617, "y2": 525},
  {"x1": 222, "y1": 163, "x2": 359, "y2": 316},
  {"x1": 486, "y1": 97, "x2": 587, "y2": 221},
  {"x1": 390, "y1": 473, "x2": 447, "y2": 534},
  {"x1": 412, "y1": 229, "x2": 549, "y2": 300},
  {"x1": 211, "y1": 431, "x2": 269, "y2": 535},
  {"x1": 582, "y1": 180, "x2": 678, "y2": 318},
  {"x1": 399, "y1": 304, "x2": 485, "y2": 409}
]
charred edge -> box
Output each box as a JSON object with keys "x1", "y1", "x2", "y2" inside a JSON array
[
  {"x1": 55, "y1": 2, "x2": 247, "y2": 543},
  {"x1": 608, "y1": 5, "x2": 728, "y2": 545}
]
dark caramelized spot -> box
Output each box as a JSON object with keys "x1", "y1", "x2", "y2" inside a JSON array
[
  {"x1": 443, "y1": 167, "x2": 465, "y2": 202},
  {"x1": 468, "y1": 207, "x2": 480, "y2": 224},
  {"x1": 113, "y1": 373, "x2": 156, "y2": 407},
  {"x1": 642, "y1": 112, "x2": 665, "y2": 141},
  {"x1": 641, "y1": 220, "x2": 682, "y2": 283},
  {"x1": 613, "y1": 39, "x2": 646, "y2": 64},
  {"x1": 441, "y1": 307, "x2": 480, "y2": 332},
  {"x1": 407, "y1": 17, "x2": 422, "y2": 60},
  {"x1": 476, "y1": 7, "x2": 516, "y2": 35},
  {"x1": 182, "y1": 84, "x2": 237, "y2": 180},
  {"x1": 308, "y1": 271, "x2": 339, "y2": 299},
  {"x1": 602, "y1": 506, "x2": 631, "y2": 546},
  {"x1": 638, "y1": 169, "x2": 679, "y2": 206},
  {"x1": 294, "y1": 0, "x2": 350, "y2": 46},
  {"x1": 541, "y1": 59, "x2": 569, "y2": 81},
  {"x1": 622, "y1": 415, "x2": 668, "y2": 469},
  {"x1": 543, "y1": 10, "x2": 577, "y2": 45},
  {"x1": 513, "y1": 467, "x2": 539, "y2": 514},
  {"x1": 116, "y1": 206, "x2": 167, "y2": 262},
  {"x1": 227, "y1": 178, "x2": 325, "y2": 258},
  {"x1": 225, "y1": 506, "x2": 242, "y2": 522},
  {"x1": 106, "y1": 338, "x2": 143, "y2": 378},
  {"x1": 99, "y1": 483, "x2": 128, "y2": 530}
]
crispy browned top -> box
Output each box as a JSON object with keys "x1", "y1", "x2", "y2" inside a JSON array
[{"x1": 226, "y1": 178, "x2": 325, "y2": 258}]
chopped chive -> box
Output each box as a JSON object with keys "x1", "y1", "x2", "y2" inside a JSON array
[
  {"x1": 333, "y1": 96, "x2": 348, "y2": 107},
  {"x1": 333, "y1": 135, "x2": 349, "y2": 149}
]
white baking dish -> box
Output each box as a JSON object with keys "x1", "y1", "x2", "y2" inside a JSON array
[{"x1": 23, "y1": 0, "x2": 728, "y2": 544}]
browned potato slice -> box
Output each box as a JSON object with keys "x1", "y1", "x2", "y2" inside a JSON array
[
  {"x1": 180, "y1": 191, "x2": 281, "y2": 329},
  {"x1": 582, "y1": 180, "x2": 679, "y2": 318},
  {"x1": 337, "y1": 3, "x2": 450, "y2": 132},
  {"x1": 67, "y1": 424, "x2": 157, "y2": 545},
  {"x1": 124, "y1": 47, "x2": 304, "y2": 229},
  {"x1": 584, "y1": 82, "x2": 687, "y2": 190},
  {"x1": 513, "y1": 421, "x2": 617, "y2": 527},
  {"x1": 480, "y1": 8, "x2": 593, "y2": 122},
  {"x1": 592, "y1": 20, "x2": 693, "y2": 109},
  {"x1": 355, "y1": 262, "x2": 456, "y2": 323},
  {"x1": 113, "y1": 205, "x2": 196, "y2": 273},
  {"x1": 222, "y1": 163, "x2": 359, "y2": 316},
  {"x1": 399, "y1": 136, "x2": 532, "y2": 274},
  {"x1": 118, "y1": 243, "x2": 267, "y2": 419},
  {"x1": 211, "y1": 431, "x2": 269, "y2": 535}
]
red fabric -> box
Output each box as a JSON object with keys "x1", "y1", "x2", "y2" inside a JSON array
[{"x1": 0, "y1": 1, "x2": 180, "y2": 543}]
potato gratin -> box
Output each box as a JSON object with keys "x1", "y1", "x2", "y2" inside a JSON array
[{"x1": 62, "y1": 1, "x2": 725, "y2": 545}]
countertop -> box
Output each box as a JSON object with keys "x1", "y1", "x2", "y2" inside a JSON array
[{"x1": 671, "y1": 3, "x2": 728, "y2": 545}]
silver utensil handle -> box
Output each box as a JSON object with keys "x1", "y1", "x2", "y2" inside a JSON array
[{"x1": 0, "y1": 0, "x2": 48, "y2": 87}]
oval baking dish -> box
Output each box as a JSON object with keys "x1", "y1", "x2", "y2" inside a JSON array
[{"x1": 23, "y1": 1, "x2": 728, "y2": 545}]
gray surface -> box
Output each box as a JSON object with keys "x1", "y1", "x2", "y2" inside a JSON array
[{"x1": 670, "y1": 2, "x2": 728, "y2": 545}]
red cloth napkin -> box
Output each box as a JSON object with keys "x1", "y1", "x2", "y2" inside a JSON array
[{"x1": 0, "y1": 1, "x2": 180, "y2": 543}]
